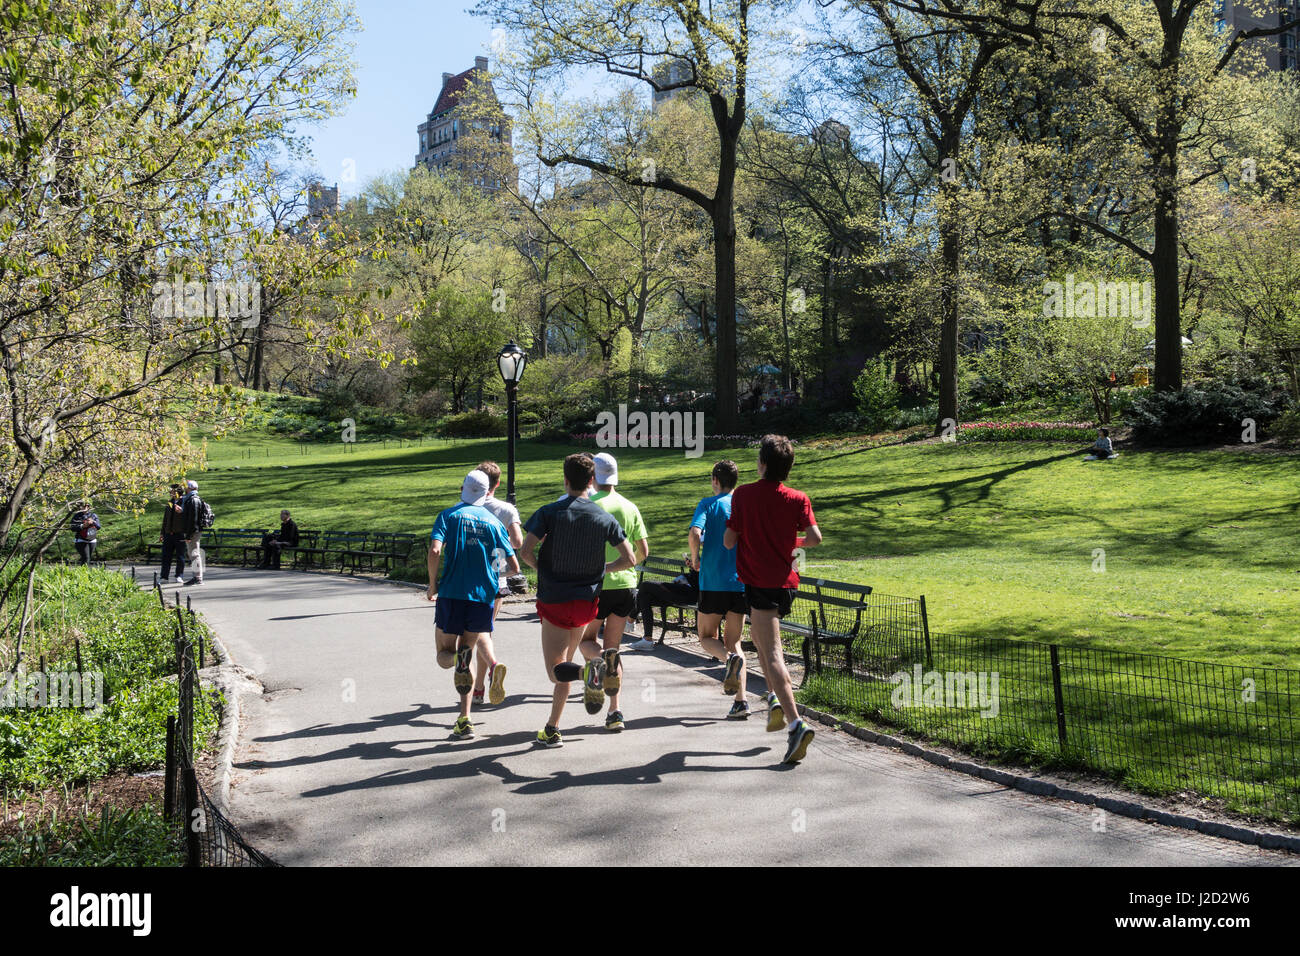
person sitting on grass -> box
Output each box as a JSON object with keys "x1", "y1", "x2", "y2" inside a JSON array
[{"x1": 1085, "y1": 428, "x2": 1115, "y2": 460}]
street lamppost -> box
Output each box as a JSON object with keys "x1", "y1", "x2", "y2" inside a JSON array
[{"x1": 497, "y1": 341, "x2": 528, "y2": 504}]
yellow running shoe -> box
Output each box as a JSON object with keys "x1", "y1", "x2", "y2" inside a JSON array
[{"x1": 488, "y1": 661, "x2": 508, "y2": 706}]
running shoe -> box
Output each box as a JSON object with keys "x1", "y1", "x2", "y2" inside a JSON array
[
  {"x1": 581, "y1": 659, "x2": 606, "y2": 714},
  {"x1": 452, "y1": 716, "x2": 474, "y2": 739},
  {"x1": 488, "y1": 661, "x2": 508, "y2": 706},
  {"x1": 625, "y1": 638, "x2": 656, "y2": 651},
  {"x1": 472, "y1": 689, "x2": 485, "y2": 706},
  {"x1": 722, "y1": 653, "x2": 744, "y2": 695},
  {"x1": 535, "y1": 725, "x2": 562, "y2": 747},
  {"x1": 766, "y1": 692, "x2": 785, "y2": 732},
  {"x1": 601, "y1": 648, "x2": 621, "y2": 694},
  {"x1": 453, "y1": 646, "x2": 473, "y2": 695},
  {"x1": 605, "y1": 710, "x2": 625, "y2": 732},
  {"x1": 726, "y1": 700, "x2": 751, "y2": 720},
  {"x1": 783, "y1": 719, "x2": 815, "y2": 764}
]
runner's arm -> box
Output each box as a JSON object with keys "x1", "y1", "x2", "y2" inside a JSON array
[
  {"x1": 634, "y1": 537, "x2": 649, "y2": 564},
  {"x1": 425, "y1": 540, "x2": 443, "y2": 600},
  {"x1": 688, "y1": 527, "x2": 702, "y2": 570},
  {"x1": 797, "y1": 525, "x2": 823, "y2": 549},
  {"x1": 520, "y1": 531, "x2": 542, "y2": 570},
  {"x1": 508, "y1": 522, "x2": 524, "y2": 550},
  {"x1": 723, "y1": 527, "x2": 738, "y2": 549},
  {"x1": 604, "y1": 539, "x2": 636, "y2": 577}
]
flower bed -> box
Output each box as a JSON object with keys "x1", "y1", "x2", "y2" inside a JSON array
[{"x1": 957, "y1": 421, "x2": 1095, "y2": 443}]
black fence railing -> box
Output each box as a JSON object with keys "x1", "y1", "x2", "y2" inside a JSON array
[
  {"x1": 161, "y1": 587, "x2": 279, "y2": 866},
  {"x1": 797, "y1": 625, "x2": 1300, "y2": 822}
]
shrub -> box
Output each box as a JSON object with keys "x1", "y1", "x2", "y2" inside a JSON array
[
  {"x1": 852, "y1": 361, "x2": 901, "y2": 433},
  {"x1": 958, "y1": 421, "x2": 1096, "y2": 443},
  {"x1": 1271, "y1": 407, "x2": 1300, "y2": 448},
  {"x1": 1126, "y1": 382, "x2": 1284, "y2": 446},
  {"x1": 436, "y1": 410, "x2": 507, "y2": 438}
]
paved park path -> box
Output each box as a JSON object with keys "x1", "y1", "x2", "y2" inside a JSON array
[{"x1": 188, "y1": 567, "x2": 1290, "y2": 866}]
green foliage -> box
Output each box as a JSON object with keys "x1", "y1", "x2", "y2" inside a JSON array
[
  {"x1": 436, "y1": 410, "x2": 507, "y2": 438},
  {"x1": 1271, "y1": 407, "x2": 1300, "y2": 448},
  {"x1": 852, "y1": 361, "x2": 902, "y2": 432},
  {"x1": 0, "y1": 806, "x2": 182, "y2": 867},
  {"x1": 1127, "y1": 383, "x2": 1285, "y2": 446},
  {"x1": 957, "y1": 421, "x2": 1095, "y2": 443},
  {"x1": 1, "y1": 566, "x2": 219, "y2": 790}
]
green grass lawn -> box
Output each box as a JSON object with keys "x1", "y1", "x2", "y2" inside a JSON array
[
  {"x1": 156, "y1": 432, "x2": 1300, "y2": 669},
  {"x1": 103, "y1": 428, "x2": 1300, "y2": 819}
]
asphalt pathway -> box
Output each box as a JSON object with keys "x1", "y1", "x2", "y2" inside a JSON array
[{"x1": 184, "y1": 567, "x2": 1292, "y2": 866}]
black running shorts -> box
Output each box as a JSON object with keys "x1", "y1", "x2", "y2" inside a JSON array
[
  {"x1": 698, "y1": 589, "x2": 748, "y2": 616},
  {"x1": 744, "y1": 585, "x2": 797, "y2": 618},
  {"x1": 596, "y1": 587, "x2": 638, "y2": 620}
]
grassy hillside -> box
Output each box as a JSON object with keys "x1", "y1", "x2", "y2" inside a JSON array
[{"x1": 121, "y1": 430, "x2": 1300, "y2": 670}]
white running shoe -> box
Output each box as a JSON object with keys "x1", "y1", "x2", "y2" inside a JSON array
[{"x1": 625, "y1": 638, "x2": 656, "y2": 651}]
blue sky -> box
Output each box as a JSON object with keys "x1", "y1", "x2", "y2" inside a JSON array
[
  {"x1": 302, "y1": 1, "x2": 497, "y2": 198},
  {"x1": 300, "y1": 0, "x2": 829, "y2": 198}
]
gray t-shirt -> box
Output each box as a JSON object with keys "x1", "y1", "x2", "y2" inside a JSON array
[
  {"x1": 481, "y1": 497, "x2": 521, "y2": 589},
  {"x1": 523, "y1": 496, "x2": 626, "y2": 603}
]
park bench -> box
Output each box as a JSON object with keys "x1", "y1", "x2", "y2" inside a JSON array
[
  {"x1": 339, "y1": 532, "x2": 418, "y2": 575},
  {"x1": 240, "y1": 529, "x2": 320, "y2": 568},
  {"x1": 778, "y1": 578, "x2": 875, "y2": 683},
  {"x1": 291, "y1": 530, "x2": 368, "y2": 571},
  {"x1": 634, "y1": 556, "x2": 700, "y2": 646},
  {"x1": 202, "y1": 529, "x2": 268, "y2": 566}
]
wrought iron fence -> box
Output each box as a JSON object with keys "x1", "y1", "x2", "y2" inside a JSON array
[
  {"x1": 798, "y1": 623, "x2": 1300, "y2": 821},
  {"x1": 161, "y1": 588, "x2": 280, "y2": 866}
]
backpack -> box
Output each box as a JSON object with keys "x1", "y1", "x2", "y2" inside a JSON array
[{"x1": 198, "y1": 498, "x2": 216, "y2": 530}]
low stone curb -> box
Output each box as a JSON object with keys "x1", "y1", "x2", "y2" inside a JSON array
[
  {"x1": 800, "y1": 705, "x2": 1300, "y2": 855},
  {"x1": 197, "y1": 628, "x2": 263, "y2": 816}
]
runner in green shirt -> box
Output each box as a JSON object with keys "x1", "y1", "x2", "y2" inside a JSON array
[{"x1": 576, "y1": 452, "x2": 649, "y2": 731}]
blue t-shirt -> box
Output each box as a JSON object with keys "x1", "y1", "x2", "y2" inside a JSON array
[
  {"x1": 690, "y1": 492, "x2": 743, "y2": 593},
  {"x1": 430, "y1": 503, "x2": 513, "y2": 605}
]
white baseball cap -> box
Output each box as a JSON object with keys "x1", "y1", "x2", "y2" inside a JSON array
[
  {"x1": 461, "y1": 470, "x2": 490, "y2": 506},
  {"x1": 593, "y1": 452, "x2": 618, "y2": 486},
  {"x1": 186, "y1": 480, "x2": 198, "y2": 491}
]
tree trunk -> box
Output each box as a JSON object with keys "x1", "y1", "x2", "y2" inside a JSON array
[
  {"x1": 710, "y1": 94, "x2": 740, "y2": 433},
  {"x1": 936, "y1": 219, "x2": 960, "y2": 432},
  {"x1": 1152, "y1": 186, "x2": 1182, "y2": 393}
]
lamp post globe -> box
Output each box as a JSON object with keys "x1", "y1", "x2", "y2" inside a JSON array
[{"x1": 497, "y1": 342, "x2": 527, "y2": 503}]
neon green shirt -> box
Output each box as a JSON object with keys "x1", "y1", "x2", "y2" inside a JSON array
[{"x1": 590, "y1": 489, "x2": 647, "y2": 591}]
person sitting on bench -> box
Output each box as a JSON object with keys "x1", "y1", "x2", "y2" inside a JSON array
[
  {"x1": 626, "y1": 562, "x2": 700, "y2": 650},
  {"x1": 258, "y1": 510, "x2": 299, "y2": 569}
]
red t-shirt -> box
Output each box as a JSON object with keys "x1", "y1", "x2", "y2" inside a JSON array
[{"x1": 726, "y1": 479, "x2": 816, "y2": 588}]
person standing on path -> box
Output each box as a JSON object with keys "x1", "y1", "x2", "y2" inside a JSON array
[
  {"x1": 689, "y1": 459, "x2": 749, "y2": 719},
  {"x1": 724, "y1": 435, "x2": 822, "y2": 765},
  {"x1": 70, "y1": 502, "x2": 100, "y2": 565},
  {"x1": 159, "y1": 484, "x2": 186, "y2": 583},
  {"x1": 425, "y1": 469, "x2": 520, "y2": 739},
  {"x1": 576, "y1": 452, "x2": 649, "y2": 732},
  {"x1": 519, "y1": 453, "x2": 636, "y2": 748},
  {"x1": 472, "y1": 460, "x2": 523, "y2": 707},
  {"x1": 180, "y1": 480, "x2": 206, "y2": 586}
]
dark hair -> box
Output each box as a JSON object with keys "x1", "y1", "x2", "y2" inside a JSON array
[
  {"x1": 758, "y1": 434, "x2": 794, "y2": 482},
  {"x1": 712, "y1": 459, "x2": 738, "y2": 490},
  {"x1": 1099, "y1": 428, "x2": 1109, "y2": 437},
  {"x1": 477, "y1": 460, "x2": 501, "y2": 489},
  {"x1": 563, "y1": 453, "x2": 594, "y2": 492}
]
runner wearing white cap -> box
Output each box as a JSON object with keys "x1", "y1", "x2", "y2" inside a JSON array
[
  {"x1": 574, "y1": 451, "x2": 649, "y2": 731},
  {"x1": 470, "y1": 460, "x2": 522, "y2": 706},
  {"x1": 425, "y1": 469, "x2": 519, "y2": 739}
]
